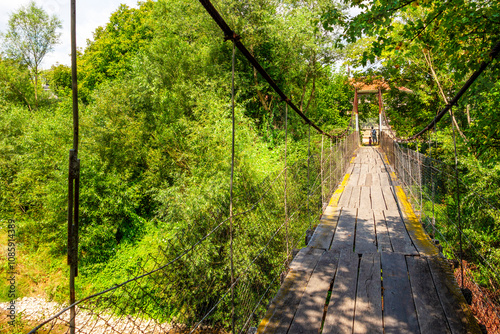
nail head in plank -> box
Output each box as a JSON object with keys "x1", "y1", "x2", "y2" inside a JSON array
[{"x1": 381, "y1": 252, "x2": 419, "y2": 334}]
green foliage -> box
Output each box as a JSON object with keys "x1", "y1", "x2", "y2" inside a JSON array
[
  {"x1": 78, "y1": 1, "x2": 155, "y2": 102},
  {"x1": 1, "y1": 1, "x2": 62, "y2": 101},
  {"x1": 0, "y1": 58, "x2": 35, "y2": 109},
  {"x1": 44, "y1": 64, "x2": 72, "y2": 98}
]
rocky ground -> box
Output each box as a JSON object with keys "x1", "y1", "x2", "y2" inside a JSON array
[{"x1": 0, "y1": 297, "x2": 173, "y2": 334}]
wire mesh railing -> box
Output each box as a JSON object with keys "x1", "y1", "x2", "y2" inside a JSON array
[
  {"x1": 380, "y1": 131, "x2": 500, "y2": 333},
  {"x1": 26, "y1": 129, "x2": 358, "y2": 334}
]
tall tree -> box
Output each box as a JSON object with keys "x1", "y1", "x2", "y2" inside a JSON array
[{"x1": 2, "y1": 1, "x2": 62, "y2": 101}]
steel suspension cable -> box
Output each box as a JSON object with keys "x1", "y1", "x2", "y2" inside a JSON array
[
  {"x1": 284, "y1": 103, "x2": 289, "y2": 257},
  {"x1": 395, "y1": 40, "x2": 500, "y2": 143},
  {"x1": 450, "y1": 108, "x2": 464, "y2": 289},
  {"x1": 198, "y1": 0, "x2": 346, "y2": 139},
  {"x1": 229, "y1": 40, "x2": 236, "y2": 334}
]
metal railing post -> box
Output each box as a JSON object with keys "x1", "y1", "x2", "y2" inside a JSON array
[{"x1": 229, "y1": 41, "x2": 236, "y2": 334}]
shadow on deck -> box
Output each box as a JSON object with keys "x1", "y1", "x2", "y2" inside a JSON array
[{"x1": 257, "y1": 146, "x2": 481, "y2": 334}]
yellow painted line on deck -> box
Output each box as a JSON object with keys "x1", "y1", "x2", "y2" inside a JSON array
[
  {"x1": 328, "y1": 173, "x2": 350, "y2": 207},
  {"x1": 395, "y1": 185, "x2": 439, "y2": 256},
  {"x1": 350, "y1": 156, "x2": 356, "y2": 164}
]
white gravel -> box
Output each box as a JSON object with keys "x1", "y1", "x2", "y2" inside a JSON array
[{"x1": 0, "y1": 297, "x2": 174, "y2": 333}]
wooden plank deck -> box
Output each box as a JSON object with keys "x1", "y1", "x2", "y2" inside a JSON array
[{"x1": 258, "y1": 146, "x2": 481, "y2": 334}]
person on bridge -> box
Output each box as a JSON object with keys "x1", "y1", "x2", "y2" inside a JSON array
[{"x1": 371, "y1": 126, "x2": 377, "y2": 145}]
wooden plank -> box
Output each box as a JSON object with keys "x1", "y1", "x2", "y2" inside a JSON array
[
  {"x1": 381, "y1": 252, "x2": 419, "y2": 334},
  {"x1": 309, "y1": 207, "x2": 341, "y2": 249},
  {"x1": 337, "y1": 186, "x2": 353, "y2": 207},
  {"x1": 406, "y1": 256, "x2": 451, "y2": 334},
  {"x1": 338, "y1": 186, "x2": 353, "y2": 208},
  {"x1": 359, "y1": 186, "x2": 371, "y2": 210},
  {"x1": 360, "y1": 164, "x2": 369, "y2": 175},
  {"x1": 345, "y1": 164, "x2": 354, "y2": 174},
  {"x1": 289, "y1": 247, "x2": 325, "y2": 271},
  {"x1": 384, "y1": 211, "x2": 418, "y2": 255},
  {"x1": 374, "y1": 210, "x2": 392, "y2": 252},
  {"x1": 364, "y1": 173, "x2": 372, "y2": 186},
  {"x1": 355, "y1": 208, "x2": 377, "y2": 254},
  {"x1": 258, "y1": 248, "x2": 325, "y2": 334},
  {"x1": 379, "y1": 172, "x2": 390, "y2": 187},
  {"x1": 349, "y1": 173, "x2": 360, "y2": 187},
  {"x1": 322, "y1": 250, "x2": 360, "y2": 334},
  {"x1": 370, "y1": 187, "x2": 386, "y2": 211},
  {"x1": 427, "y1": 257, "x2": 482, "y2": 334},
  {"x1": 382, "y1": 186, "x2": 399, "y2": 211},
  {"x1": 357, "y1": 173, "x2": 366, "y2": 186},
  {"x1": 287, "y1": 251, "x2": 340, "y2": 334},
  {"x1": 371, "y1": 173, "x2": 381, "y2": 187},
  {"x1": 353, "y1": 253, "x2": 383, "y2": 334},
  {"x1": 352, "y1": 164, "x2": 361, "y2": 175},
  {"x1": 349, "y1": 186, "x2": 361, "y2": 208},
  {"x1": 331, "y1": 208, "x2": 356, "y2": 252}
]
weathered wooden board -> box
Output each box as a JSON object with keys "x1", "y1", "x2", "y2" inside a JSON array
[
  {"x1": 330, "y1": 208, "x2": 357, "y2": 252},
  {"x1": 427, "y1": 257, "x2": 482, "y2": 334},
  {"x1": 338, "y1": 186, "x2": 353, "y2": 208},
  {"x1": 384, "y1": 211, "x2": 418, "y2": 255},
  {"x1": 371, "y1": 173, "x2": 381, "y2": 187},
  {"x1": 258, "y1": 248, "x2": 325, "y2": 334},
  {"x1": 352, "y1": 164, "x2": 361, "y2": 175},
  {"x1": 359, "y1": 186, "x2": 371, "y2": 210},
  {"x1": 309, "y1": 207, "x2": 341, "y2": 249},
  {"x1": 406, "y1": 256, "x2": 451, "y2": 334},
  {"x1": 364, "y1": 173, "x2": 372, "y2": 186},
  {"x1": 381, "y1": 252, "x2": 419, "y2": 334},
  {"x1": 357, "y1": 173, "x2": 366, "y2": 186},
  {"x1": 289, "y1": 247, "x2": 326, "y2": 271},
  {"x1": 379, "y1": 173, "x2": 390, "y2": 187},
  {"x1": 382, "y1": 186, "x2": 399, "y2": 211},
  {"x1": 349, "y1": 186, "x2": 361, "y2": 208},
  {"x1": 287, "y1": 251, "x2": 340, "y2": 334},
  {"x1": 322, "y1": 250, "x2": 360, "y2": 334},
  {"x1": 370, "y1": 186, "x2": 386, "y2": 211},
  {"x1": 353, "y1": 253, "x2": 383, "y2": 334},
  {"x1": 373, "y1": 210, "x2": 392, "y2": 252},
  {"x1": 360, "y1": 164, "x2": 369, "y2": 175},
  {"x1": 355, "y1": 209, "x2": 377, "y2": 254},
  {"x1": 349, "y1": 173, "x2": 360, "y2": 186}
]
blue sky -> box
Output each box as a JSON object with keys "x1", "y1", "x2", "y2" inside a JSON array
[{"x1": 0, "y1": 0, "x2": 140, "y2": 68}]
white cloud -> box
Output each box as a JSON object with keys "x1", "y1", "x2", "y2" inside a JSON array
[{"x1": 0, "y1": 0, "x2": 140, "y2": 68}]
